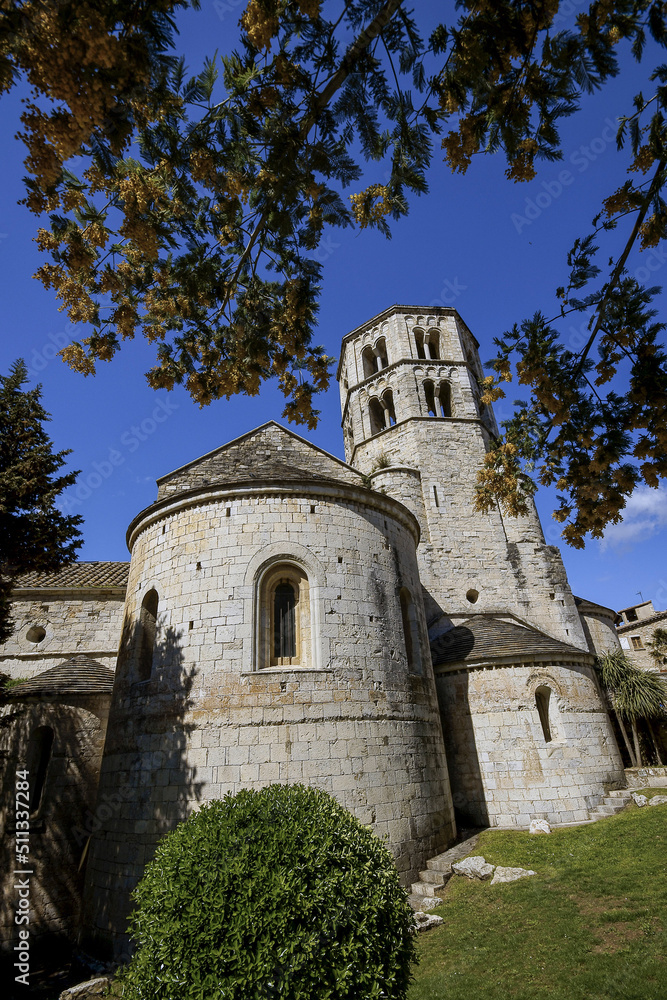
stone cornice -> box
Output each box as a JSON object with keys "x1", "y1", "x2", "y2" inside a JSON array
[{"x1": 126, "y1": 477, "x2": 421, "y2": 551}]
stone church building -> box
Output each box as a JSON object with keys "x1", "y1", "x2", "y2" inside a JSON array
[{"x1": 0, "y1": 305, "x2": 625, "y2": 959}]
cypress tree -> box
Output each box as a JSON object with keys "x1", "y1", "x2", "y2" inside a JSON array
[{"x1": 0, "y1": 359, "x2": 83, "y2": 642}]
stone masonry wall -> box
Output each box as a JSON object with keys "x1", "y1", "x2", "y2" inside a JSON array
[
  {"x1": 82, "y1": 485, "x2": 456, "y2": 959},
  {"x1": 0, "y1": 696, "x2": 109, "y2": 952},
  {"x1": 1, "y1": 596, "x2": 125, "y2": 680},
  {"x1": 435, "y1": 660, "x2": 625, "y2": 828}
]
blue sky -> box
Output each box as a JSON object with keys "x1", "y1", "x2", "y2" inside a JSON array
[{"x1": 1, "y1": 1, "x2": 666, "y2": 616}]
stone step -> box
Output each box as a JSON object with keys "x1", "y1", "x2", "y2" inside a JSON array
[
  {"x1": 592, "y1": 804, "x2": 619, "y2": 816},
  {"x1": 411, "y1": 879, "x2": 446, "y2": 896},
  {"x1": 408, "y1": 893, "x2": 442, "y2": 912},
  {"x1": 608, "y1": 789, "x2": 632, "y2": 799},
  {"x1": 426, "y1": 856, "x2": 455, "y2": 873},
  {"x1": 419, "y1": 868, "x2": 449, "y2": 884}
]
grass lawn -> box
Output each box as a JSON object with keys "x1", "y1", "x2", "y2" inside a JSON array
[{"x1": 409, "y1": 799, "x2": 667, "y2": 1000}]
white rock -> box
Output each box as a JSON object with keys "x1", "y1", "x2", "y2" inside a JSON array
[
  {"x1": 529, "y1": 819, "x2": 551, "y2": 834},
  {"x1": 631, "y1": 792, "x2": 648, "y2": 807},
  {"x1": 647, "y1": 794, "x2": 667, "y2": 806},
  {"x1": 451, "y1": 855, "x2": 495, "y2": 880},
  {"x1": 413, "y1": 911, "x2": 444, "y2": 932},
  {"x1": 490, "y1": 866, "x2": 537, "y2": 885}
]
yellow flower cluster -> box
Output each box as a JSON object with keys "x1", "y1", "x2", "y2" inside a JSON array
[
  {"x1": 241, "y1": 0, "x2": 279, "y2": 51},
  {"x1": 349, "y1": 184, "x2": 391, "y2": 228}
]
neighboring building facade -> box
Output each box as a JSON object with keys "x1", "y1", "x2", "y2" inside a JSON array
[
  {"x1": 616, "y1": 600, "x2": 667, "y2": 671},
  {"x1": 0, "y1": 306, "x2": 626, "y2": 960}
]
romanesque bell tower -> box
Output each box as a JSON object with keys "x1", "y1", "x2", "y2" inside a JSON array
[{"x1": 338, "y1": 305, "x2": 587, "y2": 647}]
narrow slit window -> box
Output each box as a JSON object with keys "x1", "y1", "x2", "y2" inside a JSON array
[
  {"x1": 138, "y1": 589, "x2": 158, "y2": 681},
  {"x1": 399, "y1": 588, "x2": 423, "y2": 673},
  {"x1": 27, "y1": 726, "x2": 54, "y2": 815},
  {"x1": 535, "y1": 686, "x2": 552, "y2": 743}
]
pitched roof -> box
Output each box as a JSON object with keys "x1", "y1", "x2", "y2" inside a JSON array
[
  {"x1": 156, "y1": 422, "x2": 364, "y2": 500},
  {"x1": 15, "y1": 562, "x2": 129, "y2": 591},
  {"x1": 431, "y1": 615, "x2": 592, "y2": 668},
  {"x1": 6, "y1": 656, "x2": 115, "y2": 697}
]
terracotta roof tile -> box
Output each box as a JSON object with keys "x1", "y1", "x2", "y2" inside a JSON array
[
  {"x1": 15, "y1": 562, "x2": 129, "y2": 590},
  {"x1": 431, "y1": 615, "x2": 591, "y2": 667},
  {"x1": 7, "y1": 656, "x2": 115, "y2": 697}
]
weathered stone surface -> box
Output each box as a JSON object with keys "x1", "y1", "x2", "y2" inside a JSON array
[
  {"x1": 647, "y1": 794, "x2": 667, "y2": 806},
  {"x1": 632, "y1": 792, "x2": 648, "y2": 807},
  {"x1": 451, "y1": 856, "x2": 495, "y2": 880},
  {"x1": 59, "y1": 976, "x2": 112, "y2": 1000},
  {"x1": 414, "y1": 911, "x2": 444, "y2": 932},
  {"x1": 529, "y1": 819, "x2": 551, "y2": 835},
  {"x1": 490, "y1": 866, "x2": 536, "y2": 885}
]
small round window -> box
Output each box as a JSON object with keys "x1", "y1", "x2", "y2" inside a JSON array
[
  {"x1": 466, "y1": 589, "x2": 479, "y2": 604},
  {"x1": 26, "y1": 626, "x2": 46, "y2": 644}
]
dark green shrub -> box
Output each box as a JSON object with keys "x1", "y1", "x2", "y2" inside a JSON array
[{"x1": 118, "y1": 784, "x2": 417, "y2": 1000}]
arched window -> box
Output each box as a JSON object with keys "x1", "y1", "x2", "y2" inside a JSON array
[
  {"x1": 437, "y1": 382, "x2": 452, "y2": 417},
  {"x1": 258, "y1": 564, "x2": 310, "y2": 668},
  {"x1": 138, "y1": 589, "x2": 158, "y2": 681},
  {"x1": 535, "y1": 686, "x2": 553, "y2": 743},
  {"x1": 424, "y1": 380, "x2": 437, "y2": 416},
  {"x1": 369, "y1": 396, "x2": 386, "y2": 435},
  {"x1": 375, "y1": 338, "x2": 388, "y2": 368},
  {"x1": 426, "y1": 331, "x2": 440, "y2": 360},
  {"x1": 399, "y1": 588, "x2": 423, "y2": 673},
  {"x1": 362, "y1": 346, "x2": 376, "y2": 379},
  {"x1": 382, "y1": 389, "x2": 397, "y2": 426},
  {"x1": 274, "y1": 582, "x2": 296, "y2": 659},
  {"x1": 414, "y1": 330, "x2": 426, "y2": 359},
  {"x1": 26, "y1": 725, "x2": 54, "y2": 815}
]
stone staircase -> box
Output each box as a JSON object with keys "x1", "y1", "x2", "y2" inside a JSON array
[
  {"x1": 588, "y1": 787, "x2": 634, "y2": 821},
  {"x1": 408, "y1": 831, "x2": 481, "y2": 911},
  {"x1": 409, "y1": 792, "x2": 636, "y2": 912}
]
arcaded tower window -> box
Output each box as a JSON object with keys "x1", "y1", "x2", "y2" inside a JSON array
[
  {"x1": 414, "y1": 329, "x2": 426, "y2": 359},
  {"x1": 426, "y1": 331, "x2": 440, "y2": 360},
  {"x1": 362, "y1": 345, "x2": 376, "y2": 379},
  {"x1": 375, "y1": 337, "x2": 388, "y2": 368},
  {"x1": 399, "y1": 587, "x2": 423, "y2": 674},
  {"x1": 369, "y1": 396, "x2": 386, "y2": 435},
  {"x1": 26, "y1": 725, "x2": 54, "y2": 815},
  {"x1": 138, "y1": 589, "x2": 159, "y2": 681},
  {"x1": 258, "y1": 563, "x2": 310, "y2": 668},
  {"x1": 424, "y1": 380, "x2": 437, "y2": 416},
  {"x1": 535, "y1": 686, "x2": 553, "y2": 743},
  {"x1": 382, "y1": 389, "x2": 397, "y2": 426},
  {"x1": 437, "y1": 381, "x2": 452, "y2": 417}
]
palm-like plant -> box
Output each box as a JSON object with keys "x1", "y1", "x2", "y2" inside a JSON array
[
  {"x1": 596, "y1": 650, "x2": 666, "y2": 767},
  {"x1": 647, "y1": 628, "x2": 667, "y2": 669}
]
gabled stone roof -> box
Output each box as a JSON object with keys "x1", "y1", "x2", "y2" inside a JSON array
[
  {"x1": 156, "y1": 422, "x2": 364, "y2": 500},
  {"x1": 431, "y1": 615, "x2": 592, "y2": 668},
  {"x1": 6, "y1": 656, "x2": 115, "y2": 697},
  {"x1": 15, "y1": 562, "x2": 129, "y2": 591}
]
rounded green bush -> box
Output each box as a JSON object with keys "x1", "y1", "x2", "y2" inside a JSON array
[{"x1": 118, "y1": 784, "x2": 417, "y2": 1000}]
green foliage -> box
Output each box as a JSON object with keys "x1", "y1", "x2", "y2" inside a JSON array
[
  {"x1": 597, "y1": 647, "x2": 666, "y2": 720},
  {"x1": 118, "y1": 784, "x2": 417, "y2": 1000},
  {"x1": 5, "y1": 1, "x2": 667, "y2": 538},
  {"x1": 647, "y1": 626, "x2": 667, "y2": 665},
  {"x1": 410, "y1": 806, "x2": 667, "y2": 1000},
  {"x1": 0, "y1": 360, "x2": 83, "y2": 642}
]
